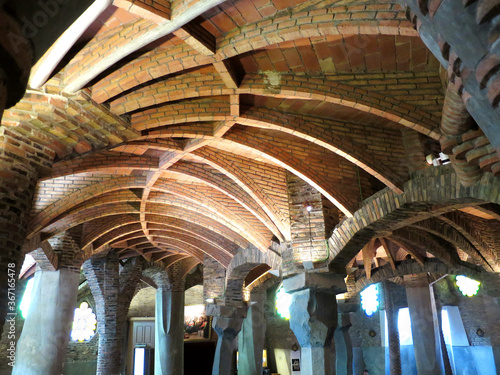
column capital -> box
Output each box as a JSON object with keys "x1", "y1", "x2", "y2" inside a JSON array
[{"x1": 283, "y1": 272, "x2": 346, "y2": 294}]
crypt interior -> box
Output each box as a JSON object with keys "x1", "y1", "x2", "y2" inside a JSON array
[{"x1": 1, "y1": 0, "x2": 500, "y2": 374}]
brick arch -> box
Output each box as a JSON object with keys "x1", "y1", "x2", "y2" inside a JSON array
[
  {"x1": 89, "y1": 4, "x2": 415, "y2": 103},
  {"x1": 215, "y1": 5, "x2": 416, "y2": 61},
  {"x1": 165, "y1": 161, "x2": 285, "y2": 240},
  {"x1": 128, "y1": 74, "x2": 439, "y2": 138},
  {"x1": 224, "y1": 247, "x2": 281, "y2": 305},
  {"x1": 174, "y1": 153, "x2": 289, "y2": 239},
  {"x1": 221, "y1": 126, "x2": 364, "y2": 216},
  {"x1": 328, "y1": 167, "x2": 500, "y2": 271},
  {"x1": 354, "y1": 258, "x2": 484, "y2": 291},
  {"x1": 236, "y1": 107, "x2": 407, "y2": 192},
  {"x1": 409, "y1": 217, "x2": 493, "y2": 271},
  {"x1": 28, "y1": 175, "x2": 148, "y2": 237},
  {"x1": 238, "y1": 74, "x2": 440, "y2": 138},
  {"x1": 80, "y1": 213, "x2": 251, "y2": 262},
  {"x1": 44, "y1": 154, "x2": 280, "y2": 243},
  {"x1": 29, "y1": 174, "x2": 271, "y2": 250}
]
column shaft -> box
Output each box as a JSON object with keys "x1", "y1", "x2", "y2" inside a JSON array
[
  {"x1": 384, "y1": 282, "x2": 401, "y2": 375},
  {"x1": 13, "y1": 269, "x2": 79, "y2": 374},
  {"x1": 406, "y1": 285, "x2": 445, "y2": 375},
  {"x1": 155, "y1": 289, "x2": 185, "y2": 375},
  {"x1": 212, "y1": 316, "x2": 242, "y2": 375},
  {"x1": 238, "y1": 292, "x2": 266, "y2": 375},
  {"x1": 288, "y1": 288, "x2": 337, "y2": 375}
]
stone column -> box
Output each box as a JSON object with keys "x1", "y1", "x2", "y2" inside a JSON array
[
  {"x1": 0, "y1": 9, "x2": 37, "y2": 336},
  {"x1": 334, "y1": 314, "x2": 353, "y2": 375},
  {"x1": 207, "y1": 305, "x2": 247, "y2": 375},
  {"x1": 383, "y1": 281, "x2": 401, "y2": 375},
  {"x1": 13, "y1": 268, "x2": 79, "y2": 374},
  {"x1": 405, "y1": 275, "x2": 445, "y2": 375},
  {"x1": 238, "y1": 291, "x2": 266, "y2": 375},
  {"x1": 13, "y1": 228, "x2": 84, "y2": 374},
  {"x1": 144, "y1": 263, "x2": 186, "y2": 375},
  {"x1": 284, "y1": 272, "x2": 346, "y2": 375},
  {"x1": 83, "y1": 253, "x2": 143, "y2": 375},
  {"x1": 481, "y1": 273, "x2": 500, "y2": 372}
]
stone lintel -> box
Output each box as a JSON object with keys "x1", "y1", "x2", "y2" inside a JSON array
[{"x1": 283, "y1": 272, "x2": 347, "y2": 295}]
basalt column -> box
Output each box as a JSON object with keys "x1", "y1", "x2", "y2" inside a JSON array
[
  {"x1": 0, "y1": 9, "x2": 38, "y2": 335},
  {"x1": 283, "y1": 273, "x2": 347, "y2": 375},
  {"x1": 144, "y1": 264, "x2": 186, "y2": 375},
  {"x1": 13, "y1": 229, "x2": 84, "y2": 374},
  {"x1": 207, "y1": 305, "x2": 247, "y2": 375},
  {"x1": 405, "y1": 275, "x2": 445, "y2": 375},
  {"x1": 238, "y1": 291, "x2": 266, "y2": 375},
  {"x1": 83, "y1": 253, "x2": 143, "y2": 375}
]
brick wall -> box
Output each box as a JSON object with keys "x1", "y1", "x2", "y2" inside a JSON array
[{"x1": 203, "y1": 255, "x2": 226, "y2": 303}]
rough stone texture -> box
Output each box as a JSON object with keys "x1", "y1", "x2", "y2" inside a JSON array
[
  {"x1": 13, "y1": 269, "x2": 80, "y2": 375},
  {"x1": 211, "y1": 315, "x2": 243, "y2": 375},
  {"x1": 82, "y1": 253, "x2": 143, "y2": 375},
  {"x1": 405, "y1": 276, "x2": 445, "y2": 375},
  {"x1": 238, "y1": 292, "x2": 266, "y2": 375},
  {"x1": 287, "y1": 288, "x2": 338, "y2": 375},
  {"x1": 334, "y1": 314, "x2": 353, "y2": 375}
]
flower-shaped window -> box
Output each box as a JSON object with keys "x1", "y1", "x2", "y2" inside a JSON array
[{"x1": 71, "y1": 302, "x2": 97, "y2": 342}]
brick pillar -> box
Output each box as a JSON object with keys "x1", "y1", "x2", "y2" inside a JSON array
[
  {"x1": 283, "y1": 273, "x2": 346, "y2": 375},
  {"x1": 203, "y1": 255, "x2": 226, "y2": 303},
  {"x1": 144, "y1": 264, "x2": 186, "y2": 375},
  {"x1": 83, "y1": 253, "x2": 143, "y2": 375},
  {"x1": 383, "y1": 282, "x2": 401, "y2": 375},
  {"x1": 206, "y1": 305, "x2": 247, "y2": 375},
  {"x1": 404, "y1": 275, "x2": 445, "y2": 375},
  {"x1": 285, "y1": 172, "x2": 331, "y2": 274},
  {"x1": 0, "y1": 9, "x2": 36, "y2": 336},
  {"x1": 402, "y1": 129, "x2": 428, "y2": 173}
]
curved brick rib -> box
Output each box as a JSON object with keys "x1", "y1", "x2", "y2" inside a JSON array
[{"x1": 328, "y1": 166, "x2": 500, "y2": 271}]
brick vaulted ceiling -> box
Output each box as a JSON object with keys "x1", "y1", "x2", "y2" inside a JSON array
[{"x1": 7, "y1": 0, "x2": 463, "y2": 271}]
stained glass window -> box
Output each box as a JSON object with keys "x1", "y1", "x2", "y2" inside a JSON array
[
  {"x1": 456, "y1": 275, "x2": 480, "y2": 297},
  {"x1": 360, "y1": 284, "x2": 379, "y2": 316},
  {"x1": 71, "y1": 302, "x2": 97, "y2": 342}
]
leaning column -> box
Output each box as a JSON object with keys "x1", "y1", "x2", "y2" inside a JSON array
[{"x1": 284, "y1": 272, "x2": 346, "y2": 375}]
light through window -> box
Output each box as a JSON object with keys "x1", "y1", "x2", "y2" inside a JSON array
[
  {"x1": 360, "y1": 284, "x2": 379, "y2": 316},
  {"x1": 71, "y1": 302, "x2": 97, "y2": 342},
  {"x1": 20, "y1": 278, "x2": 35, "y2": 319},
  {"x1": 456, "y1": 275, "x2": 480, "y2": 297},
  {"x1": 276, "y1": 284, "x2": 292, "y2": 320}
]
